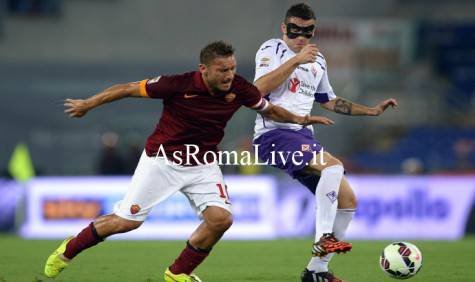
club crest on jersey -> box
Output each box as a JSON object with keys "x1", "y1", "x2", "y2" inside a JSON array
[
  {"x1": 288, "y1": 77, "x2": 300, "y2": 93},
  {"x1": 311, "y1": 65, "x2": 318, "y2": 78},
  {"x1": 326, "y1": 191, "x2": 337, "y2": 203},
  {"x1": 224, "y1": 93, "x2": 236, "y2": 102},
  {"x1": 130, "y1": 204, "x2": 141, "y2": 215},
  {"x1": 301, "y1": 144, "x2": 312, "y2": 152}
]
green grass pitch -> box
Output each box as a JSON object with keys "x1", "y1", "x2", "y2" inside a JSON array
[{"x1": 0, "y1": 235, "x2": 474, "y2": 281}]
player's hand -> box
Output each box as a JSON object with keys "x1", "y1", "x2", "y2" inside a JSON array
[
  {"x1": 302, "y1": 115, "x2": 334, "y2": 126},
  {"x1": 372, "y1": 98, "x2": 398, "y2": 116},
  {"x1": 294, "y1": 44, "x2": 319, "y2": 64},
  {"x1": 64, "y1": 98, "x2": 91, "y2": 118}
]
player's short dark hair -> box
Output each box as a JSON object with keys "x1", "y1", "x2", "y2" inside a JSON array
[
  {"x1": 284, "y1": 3, "x2": 316, "y2": 23},
  {"x1": 200, "y1": 41, "x2": 235, "y2": 65}
]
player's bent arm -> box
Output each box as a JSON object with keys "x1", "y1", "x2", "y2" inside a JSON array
[
  {"x1": 320, "y1": 97, "x2": 398, "y2": 116},
  {"x1": 254, "y1": 45, "x2": 319, "y2": 95},
  {"x1": 64, "y1": 82, "x2": 143, "y2": 118},
  {"x1": 254, "y1": 100, "x2": 334, "y2": 125},
  {"x1": 254, "y1": 56, "x2": 300, "y2": 95}
]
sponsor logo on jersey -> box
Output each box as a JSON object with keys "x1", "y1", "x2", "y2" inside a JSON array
[
  {"x1": 297, "y1": 66, "x2": 309, "y2": 72},
  {"x1": 184, "y1": 94, "x2": 198, "y2": 99},
  {"x1": 288, "y1": 77, "x2": 301, "y2": 93},
  {"x1": 288, "y1": 78, "x2": 316, "y2": 97}
]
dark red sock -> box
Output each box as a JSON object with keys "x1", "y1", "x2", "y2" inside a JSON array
[
  {"x1": 169, "y1": 241, "x2": 211, "y2": 275},
  {"x1": 63, "y1": 222, "x2": 103, "y2": 259}
]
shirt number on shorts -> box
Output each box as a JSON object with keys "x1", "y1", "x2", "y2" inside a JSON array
[{"x1": 216, "y1": 183, "x2": 231, "y2": 204}]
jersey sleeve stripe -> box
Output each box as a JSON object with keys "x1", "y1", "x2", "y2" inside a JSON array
[
  {"x1": 314, "y1": 92, "x2": 330, "y2": 103},
  {"x1": 253, "y1": 98, "x2": 269, "y2": 112},
  {"x1": 139, "y1": 79, "x2": 149, "y2": 97},
  {"x1": 280, "y1": 49, "x2": 287, "y2": 59},
  {"x1": 276, "y1": 42, "x2": 282, "y2": 54}
]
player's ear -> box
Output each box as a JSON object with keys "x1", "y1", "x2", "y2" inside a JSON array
[
  {"x1": 198, "y1": 63, "x2": 207, "y2": 75},
  {"x1": 281, "y1": 22, "x2": 286, "y2": 34}
]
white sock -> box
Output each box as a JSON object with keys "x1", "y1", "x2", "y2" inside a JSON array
[
  {"x1": 314, "y1": 165, "x2": 344, "y2": 241},
  {"x1": 307, "y1": 208, "x2": 356, "y2": 273},
  {"x1": 333, "y1": 208, "x2": 356, "y2": 240},
  {"x1": 307, "y1": 253, "x2": 332, "y2": 273}
]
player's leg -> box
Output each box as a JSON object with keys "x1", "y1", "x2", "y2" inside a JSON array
[
  {"x1": 166, "y1": 164, "x2": 232, "y2": 281},
  {"x1": 254, "y1": 129, "x2": 349, "y2": 280},
  {"x1": 303, "y1": 176, "x2": 356, "y2": 281},
  {"x1": 335, "y1": 176, "x2": 357, "y2": 239},
  {"x1": 63, "y1": 214, "x2": 142, "y2": 260},
  {"x1": 167, "y1": 206, "x2": 232, "y2": 280},
  {"x1": 301, "y1": 151, "x2": 351, "y2": 256},
  {"x1": 188, "y1": 206, "x2": 233, "y2": 248},
  {"x1": 44, "y1": 213, "x2": 144, "y2": 278},
  {"x1": 45, "y1": 151, "x2": 180, "y2": 278}
]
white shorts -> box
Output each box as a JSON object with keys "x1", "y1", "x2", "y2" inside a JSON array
[{"x1": 114, "y1": 151, "x2": 232, "y2": 221}]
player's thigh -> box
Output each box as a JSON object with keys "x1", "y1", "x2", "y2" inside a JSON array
[
  {"x1": 302, "y1": 151, "x2": 343, "y2": 174},
  {"x1": 337, "y1": 176, "x2": 357, "y2": 209},
  {"x1": 254, "y1": 128, "x2": 321, "y2": 177},
  {"x1": 114, "y1": 152, "x2": 183, "y2": 221},
  {"x1": 181, "y1": 164, "x2": 232, "y2": 218}
]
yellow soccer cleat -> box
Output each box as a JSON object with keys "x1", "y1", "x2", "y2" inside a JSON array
[
  {"x1": 44, "y1": 236, "x2": 73, "y2": 278},
  {"x1": 164, "y1": 268, "x2": 202, "y2": 282}
]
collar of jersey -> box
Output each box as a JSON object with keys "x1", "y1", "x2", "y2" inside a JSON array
[
  {"x1": 192, "y1": 71, "x2": 232, "y2": 97},
  {"x1": 277, "y1": 38, "x2": 296, "y2": 56}
]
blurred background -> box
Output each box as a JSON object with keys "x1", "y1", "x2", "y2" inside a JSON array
[{"x1": 0, "y1": 0, "x2": 474, "y2": 240}]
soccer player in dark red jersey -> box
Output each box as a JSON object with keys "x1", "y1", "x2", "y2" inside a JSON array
[{"x1": 44, "y1": 41, "x2": 334, "y2": 282}]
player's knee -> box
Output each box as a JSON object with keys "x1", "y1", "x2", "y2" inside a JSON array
[
  {"x1": 348, "y1": 193, "x2": 358, "y2": 209},
  {"x1": 307, "y1": 152, "x2": 343, "y2": 174},
  {"x1": 209, "y1": 213, "x2": 233, "y2": 233},
  {"x1": 326, "y1": 155, "x2": 343, "y2": 168},
  {"x1": 339, "y1": 191, "x2": 358, "y2": 209},
  {"x1": 115, "y1": 217, "x2": 143, "y2": 233}
]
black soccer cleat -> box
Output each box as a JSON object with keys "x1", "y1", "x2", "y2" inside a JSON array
[
  {"x1": 301, "y1": 268, "x2": 346, "y2": 282},
  {"x1": 312, "y1": 233, "x2": 352, "y2": 257}
]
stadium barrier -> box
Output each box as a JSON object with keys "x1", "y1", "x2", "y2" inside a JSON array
[{"x1": 5, "y1": 175, "x2": 474, "y2": 240}]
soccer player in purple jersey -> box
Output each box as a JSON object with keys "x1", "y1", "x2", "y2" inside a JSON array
[
  {"x1": 252, "y1": 4, "x2": 398, "y2": 281},
  {"x1": 44, "y1": 41, "x2": 333, "y2": 282}
]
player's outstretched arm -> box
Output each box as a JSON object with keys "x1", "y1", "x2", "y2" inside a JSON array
[
  {"x1": 64, "y1": 82, "x2": 143, "y2": 118},
  {"x1": 320, "y1": 97, "x2": 398, "y2": 116},
  {"x1": 259, "y1": 102, "x2": 334, "y2": 126},
  {"x1": 254, "y1": 44, "x2": 319, "y2": 95}
]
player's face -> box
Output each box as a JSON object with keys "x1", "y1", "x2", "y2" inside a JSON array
[
  {"x1": 200, "y1": 56, "x2": 237, "y2": 93},
  {"x1": 281, "y1": 17, "x2": 316, "y2": 53}
]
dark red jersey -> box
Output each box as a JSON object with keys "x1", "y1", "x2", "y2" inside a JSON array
[{"x1": 139, "y1": 71, "x2": 264, "y2": 165}]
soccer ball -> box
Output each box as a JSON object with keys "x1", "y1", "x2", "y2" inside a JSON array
[{"x1": 379, "y1": 242, "x2": 423, "y2": 279}]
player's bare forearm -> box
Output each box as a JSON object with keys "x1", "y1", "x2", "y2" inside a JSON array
[
  {"x1": 321, "y1": 97, "x2": 398, "y2": 116},
  {"x1": 261, "y1": 104, "x2": 305, "y2": 124},
  {"x1": 88, "y1": 83, "x2": 140, "y2": 107},
  {"x1": 261, "y1": 104, "x2": 334, "y2": 125},
  {"x1": 254, "y1": 57, "x2": 300, "y2": 95},
  {"x1": 64, "y1": 82, "x2": 142, "y2": 118}
]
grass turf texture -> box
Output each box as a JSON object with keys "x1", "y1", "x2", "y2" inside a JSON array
[{"x1": 0, "y1": 235, "x2": 474, "y2": 281}]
